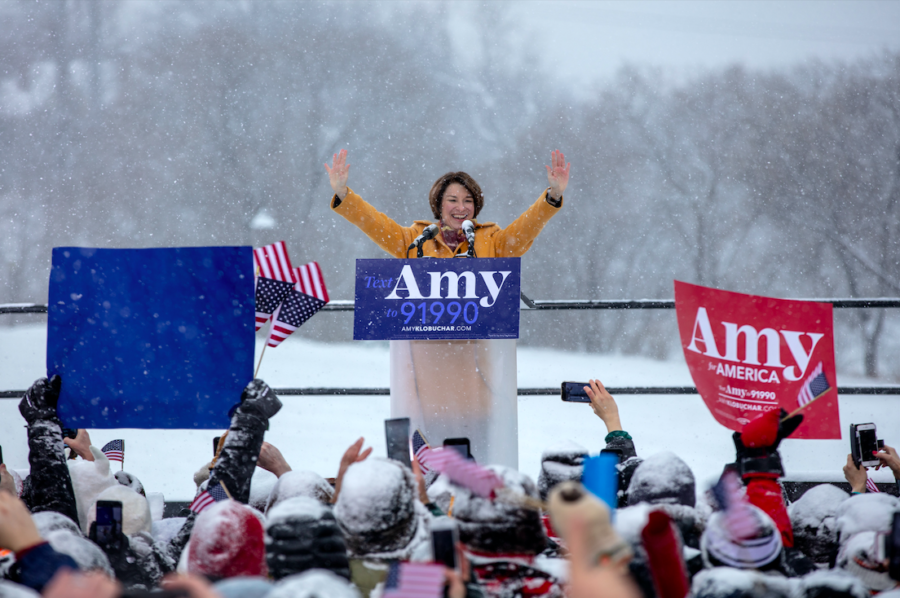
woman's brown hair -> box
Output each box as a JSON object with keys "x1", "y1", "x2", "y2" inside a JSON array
[{"x1": 428, "y1": 172, "x2": 484, "y2": 220}]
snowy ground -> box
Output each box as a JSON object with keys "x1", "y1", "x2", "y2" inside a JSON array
[{"x1": 1, "y1": 323, "x2": 898, "y2": 502}]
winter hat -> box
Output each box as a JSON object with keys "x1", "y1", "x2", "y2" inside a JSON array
[
  {"x1": 214, "y1": 577, "x2": 273, "y2": 598},
  {"x1": 67, "y1": 445, "x2": 117, "y2": 532},
  {"x1": 835, "y1": 492, "x2": 900, "y2": 545},
  {"x1": 537, "y1": 441, "x2": 587, "y2": 501},
  {"x1": 268, "y1": 570, "x2": 361, "y2": 598},
  {"x1": 114, "y1": 471, "x2": 144, "y2": 496},
  {"x1": 86, "y1": 484, "x2": 152, "y2": 536},
  {"x1": 690, "y1": 567, "x2": 793, "y2": 598},
  {"x1": 187, "y1": 499, "x2": 267, "y2": 581},
  {"x1": 249, "y1": 468, "x2": 278, "y2": 513},
  {"x1": 788, "y1": 483, "x2": 849, "y2": 564},
  {"x1": 45, "y1": 529, "x2": 113, "y2": 576},
  {"x1": 836, "y1": 531, "x2": 895, "y2": 592},
  {"x1": 701, "y1": 504, "x2": 783, "y2": 570},
  {"x1": 334, "y1": 458, "x2": 419, "y2": 556},
  {"x1": 627, "y1": 451, "x2": 696, "y2": 508},
  {"x1": 265, "y1": 497, "x2": 350, "y2": 581},
  {"x1": 0, "y1": 580, "x2": 40, "y2": 598},
  {"x1": 428, "y1": 464, "x2": 547, "y2": 555},
  {"x1": 31, "y1": 511, "x2": 83, "y2": 538},
  {"x1": 797, "y1": 569, "x2": 868, "y2": 598},
  {"x1": 547, "y1": 481, "x2": 631, "y2": 564},
  {"x1": 266, "y1": 470, "x2": 334, "y2": 513}
]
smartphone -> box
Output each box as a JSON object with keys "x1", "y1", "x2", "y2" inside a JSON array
[
  {"x1": 561, "y1": 382, "x2": 591, "y2": 403},
  {"x1": 92, "y1": 500, "x2": 123, "y2": 548},
  {"x1": 852, "y1": 423, "x2": 880, "y2": 468},
  {"x1": 62, "y1": 428, "x2": 78, "y2": 439},
  {"x1": 431, "y1": 518, "x2": 459, "y2": 571},
  {"x1": 213, "y1": 436, "x2": 221, "y2": 457},
  {"x1": 582, "y1": 453, "x2": 619, "y2": 511},
  {"x1": 443, "y1": 438, "x2": 472, "y2": 460},
  {"x1": 385, "y1": 418, "x2": 411, "y2": 468}
]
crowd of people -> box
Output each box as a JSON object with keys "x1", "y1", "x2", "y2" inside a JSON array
[{"x1": 1, "y1": 374, "x2": 899, "y2": 598}]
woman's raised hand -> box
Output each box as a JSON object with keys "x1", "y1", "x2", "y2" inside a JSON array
[
  {"x1": 324, "y1": 149, "x2": 350, "y2": 200},
  {"x1": 545, "y1": 149, "x2": 570, "y2": 200}
]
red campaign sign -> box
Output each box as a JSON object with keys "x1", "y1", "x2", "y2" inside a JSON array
[{"x1": 674, "y1": 281, "x2": 840, "y2": 439}]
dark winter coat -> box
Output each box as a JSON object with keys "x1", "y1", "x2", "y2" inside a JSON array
[
  {"x1": 265, "y1": 499, "x2": 351, "y2": 581},
  {"x1": 604, "y1": 431, "x2": 640, "y2": 508},
  {"x1": 7, "y1": 542, "x2": 78, "y2": 593},
  {"x1": 20, "y1": 419, "x2": 79, "y2": 525}
]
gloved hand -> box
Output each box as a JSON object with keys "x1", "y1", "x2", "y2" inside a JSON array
[
  {"x1": 18, "y1": 376, "x2": 62, "y2": 424},
  {"x1": 266, "y1": 509, "x2": 350, "y2": 580},
  {"x1": 235, "y1": 379, "x2": 282, "y2": 421},
  {"x1": 732, "y1": 408, "x2": 803, "y2": 477}
]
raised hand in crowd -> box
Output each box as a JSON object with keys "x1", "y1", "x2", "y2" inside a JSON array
[
  {"x1": 584, "y1": 379, "x2": 622, "y2": 434},
  {"x1": 0, "y1": 464, "x2": 16, "y2": 495},
  {"x1": 64, "y1": 428, "x2": 95, "y2": 461},
  {"x1": 325, "y1": 148, "x2": 350, "y2": 201},
  {"x1": 546, "y1": 149, "x2": 570, "y2": 201},
  {"x1": 43, "y1": 570, "x2": 121, "y2": 598},
  {"x1": 18, "y1": 375, "x2": 62, "y2": 424},
  {"x1": 412, "y1": 454, "x2": 430, "y2": 505},
  {"x1": 564, "y1": 515, "x2": 640, "y2": 598},
  {"x1": 331, "y1": 437, "x2": 372, "y2": 504},
  {"x1": 843, "y1": 454, "x2": 869, "y2": 494},
  {"x1": 0, "y1": 491, "x2": 42, "y2": 553},
  {"x1": 257, "y1": 441, "x2": 292, "y2": 478},
  {"x1": 875, "y1": 444, "x2": 900, "y2": 479}
]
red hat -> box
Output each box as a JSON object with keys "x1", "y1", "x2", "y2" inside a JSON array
[{"x1": 188, "y1": 500, "x2": 267, "y2": 580}]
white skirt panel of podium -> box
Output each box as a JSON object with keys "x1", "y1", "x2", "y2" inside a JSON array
[{"x1": 389, "y1": 339, "x2": 518, "y2": 469}]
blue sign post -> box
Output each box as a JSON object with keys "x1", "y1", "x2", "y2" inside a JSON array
[{"x1": 353, "y1": 258, "x2": 521, "y2": 341}]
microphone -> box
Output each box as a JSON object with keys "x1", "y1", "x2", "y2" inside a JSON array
[
  {"x1": 407, "y1": 224, "x2": 440, "y2": 257},
  {"x1": 462, "y1": 220, "x2": 476, "y2": 258}
]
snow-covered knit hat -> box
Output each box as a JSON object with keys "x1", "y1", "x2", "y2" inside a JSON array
[
  {"x1": 31, "y1": 511, "x2": 82, "y2": 538},
  {"x1": 45, "y1": 529, "x2": 113, "y2": 576},
  {"x1": 547, "y1": 481, "x2": 631, "y2": 564},
  {"x1": 537, "y1": 442, "x2": 587, "y2": 501},
  {"x1": 187, "y1": 499, "x2": 267, "y2": 581},
  {"x1": 334, "y1": 458, "x2": 419, "y2": 557},
  {"x1": 428, "y1": 464, "x2": 547, "y2": 555},
  {"x1": 690, "y1": 567, "x2": 793, "y2": 598},
  {"x1": 266, "y1": 470, "x2": 334, "y2": 513},
  {"x1": 835, "y1": 492, "x2": 900, "y2": 545},
  {"x1": 836, "y1": 531, "x2": 895, "y2": 592},
  {"x1": 627, "y1": 451, "x2": 695, "y2": 508},
  {"x1": 86, "y1": 484, "x2": 152, "y2": 536},
  {"x1": 268, "y1": 570, "x2": 361, "y2": 598},
  {"x1": 266, "y1": 497, "x2": 350, "y2": 581},
  {"x1": 67, "y1": 446, "x2": 117, "y2": 532},
  {"x1": 797, "y1": 569, "x2": 868, "y2": 598},
  {"x1": 788, "y1": 483, "x2": 849, "y2": 564},
  {"x1": 701, "y1": 504, "x2": 782, "y2": 570}
]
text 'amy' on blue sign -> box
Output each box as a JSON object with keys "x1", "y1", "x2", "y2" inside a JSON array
[{"x1": 353, "y1": 258, "x2": 521, "y2": 341}]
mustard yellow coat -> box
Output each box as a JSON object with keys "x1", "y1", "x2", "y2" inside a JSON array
[{"x1": 330, "y1": 188, "x2": 563, "y2": 258}]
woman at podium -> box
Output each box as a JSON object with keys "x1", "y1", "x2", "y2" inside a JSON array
[{"x1": 324, "y1": 149, "x2": 570, "y2": 258}]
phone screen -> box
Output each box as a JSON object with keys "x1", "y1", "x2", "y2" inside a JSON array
[
  {"x1": 213, "y1": 436, "x2": 221, "y2": 457},
  {"x1": 62, "y1": 428, "x2": 78, "y2": 440},
  {"x1": 443, "y1": 438, "x2": 471, "y2": 460},
  {"x1": 94, "y1": 500, "x2": 123, "y2": 546},
  {"x1": 432, "y1": 527, "x2": 457, "y2": 570},
  {"x1": 385, "y1": 418, "x2": 411, "y2": 468},
  {"x1": 0, "y1": 445, "x2": 3, "y2": 465},
  {"x1": 858, "y1": 428, "x2": 879, "y2": 460},
  {"x1": 561, "y1": 382, "x2": 591, "y2": 403}
]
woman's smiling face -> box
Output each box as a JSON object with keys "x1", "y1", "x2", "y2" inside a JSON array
[{"x1": 440, "y1": 182, "x2": 475, "y2": 231}]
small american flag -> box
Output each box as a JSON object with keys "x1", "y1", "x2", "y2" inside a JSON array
[
  {"x1": 383, "y1": 561, "x2": 445, "y2": 598},
  {"x1": 266, "y1": 289, "x2": 327, "y2": 347},
  {"x1": 253, "y1": 241, "x2": 295, "y2": 283},
  {"x1": 190, "y1": 481, "x2": 231, "y2": 514},
  {"x1": 797, "y1": 361, "x2": 831, "y2": 408},
  {"x1": 866, "y1": 478, "x2": 880, "y2": 493},
  {"x1": 293, "y1": 262, "x2": 329, "y2": 303},
  {"x1": 255, "y1": 277, "x2": 294, "y2": 331},
  {"x1": 711, "y1": 471, "x2": 758, "y2": 540},
  {"x1": 412, "y1": 429, "x2": 432, "y2": 474},
  {"x1": 101, "y1": 439, "x2": 124, "y2": 464},
  {"x1": 426, "y1": 447, "x2": 503, "y2": 498}
]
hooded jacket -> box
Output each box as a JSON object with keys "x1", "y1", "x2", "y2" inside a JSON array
[{"x1": 330, "y1": 188, "x2": 562, "y2": 259}]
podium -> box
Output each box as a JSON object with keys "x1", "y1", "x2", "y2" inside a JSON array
[{"x1": 390, "y1": 339, "x2": 518, "y2": 469}]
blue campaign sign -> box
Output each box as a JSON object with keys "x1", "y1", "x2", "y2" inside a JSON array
[
  {"x1": 353, "y1": 258, "x2": 521, "y2": 341},
  {"x1": 47, "y1": 247, "x2": 255, "y2": 429}
]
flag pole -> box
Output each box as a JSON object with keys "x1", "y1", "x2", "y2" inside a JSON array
[
  {"x1": 121, "y1": 440, "x2": 125, "y2": 471},
  {"x1": 255, "y1": 315, "x2": 275, "y2": 378},
  {"x1": 781, "y1": 387, "x2": 833, "y2": 422}
]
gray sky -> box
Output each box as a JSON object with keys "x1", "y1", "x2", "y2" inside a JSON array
[{"x1": 508, "y1": 1, "x2": 900, "y2": 91}]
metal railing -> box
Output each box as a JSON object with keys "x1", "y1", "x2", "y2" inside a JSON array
[{"x1": 3, "y1": 295, "x2": 900, "y2": 399}]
